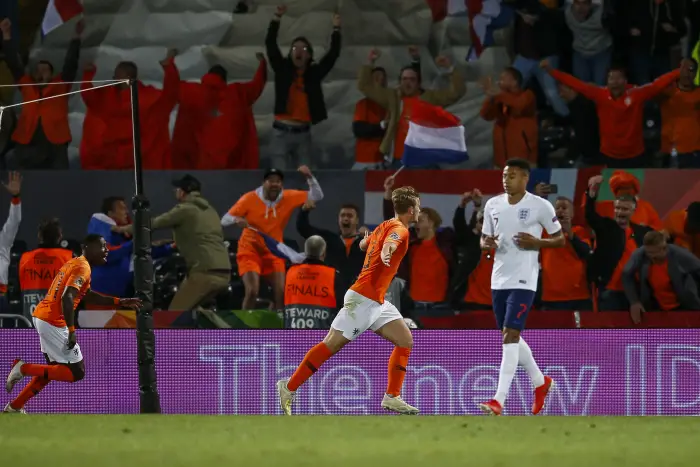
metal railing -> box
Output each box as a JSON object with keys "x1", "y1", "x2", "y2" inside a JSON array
[{"x1": 0, "y1": 314, "x2": 32, "y2": 328}]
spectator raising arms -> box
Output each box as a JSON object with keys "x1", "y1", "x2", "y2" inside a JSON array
[
  {"x1": 198, "y1": 54, "x2": 268, "y2": 170},
  {"x1": 622, "y1": 231, "x2": 700, "y2": 324},
  {"x1": 266, "y1": 5, "x2": 341, "y2": 168},
  {"x1": 479, "y1": 67, "x2": 538, "y2": 169},
  {"x1": 352, "y1": 47, "x2": 421, "y2": 170},
  {"x1": 359, "y1": 49, "x2": 466, "y2": 168},
  {"x1": 586, "y1": 175, "x2": 653, "y2": 311},
  {"x1": 657, "y1": 58, "x2": 700, "y2": 168},
  {"x1": 1, "y1": 18, "x2": 82, "y2": 169},
  {"x1": 296, "y1": 199, "x2": 366, "y2": 290},
  {"x1": 80, "y1": 50, "x2": 180, "y2": 170},
  {"x1": 543, "y1": 59, "x2": 680, "y2": 168},
  {"x1": 222, "y1": 167, "x2": 324, "y2": 310}
]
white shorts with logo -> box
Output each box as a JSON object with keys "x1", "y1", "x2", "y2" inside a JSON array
[
  {"x1": 32, "y1": 318, "x2": 83, "y2": 364},
  {"x1": 330, "y1": 289, "x2": 403, "y2": 340}
]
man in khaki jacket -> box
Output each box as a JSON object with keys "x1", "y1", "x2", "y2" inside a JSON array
[
  {"x1": 149, "y1": 175, "x2": 231, "y2": 311},
  {"x1": 358, "y1": 49, "x2": 467, "y2": 167}
]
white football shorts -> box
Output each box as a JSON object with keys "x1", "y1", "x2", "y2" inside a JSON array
[
  {"x1": 330, "y1": 289, "x2": 403, "y2": 340},
  {"x1": 32, "y1": 318, "x2": 83, "y2": 364}
]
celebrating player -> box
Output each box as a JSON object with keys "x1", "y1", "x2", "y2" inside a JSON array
[
  {"x1": 277, "y1": 187, "x2": 421, "y2": 415},
  {"x1": 4, "y1": 234, "x2": 142, "y2": 413},
  {"x1": 478, "y1": 159, "x2": 565, "y2": 416}
]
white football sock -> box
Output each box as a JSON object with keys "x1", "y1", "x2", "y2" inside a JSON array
[
  {"x1": 519, "y1": 338, "x2": 545, "y2": 388},
  {"x1": 494, "y1": 343, "x2": 520, "y2": 405}
]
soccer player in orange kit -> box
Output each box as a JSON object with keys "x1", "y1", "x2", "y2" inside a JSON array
[
  {"x1": 222, "y1": 166, "x2": 324, "y2": 310},
  {"x1": 277, "y1": 186, "x2": 421, "y2": 415},
  {"x1": 4, "y1": 234, "x2": 141, "y2": 413}
]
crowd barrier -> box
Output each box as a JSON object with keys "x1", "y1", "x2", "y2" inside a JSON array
[{"x1": 1, "y1": 329, "x2": 699, "y2": 416}]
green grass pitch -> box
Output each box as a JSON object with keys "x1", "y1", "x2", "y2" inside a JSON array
[{"x1": 1, "y1": 415, "x2": 698, "y2": 466}]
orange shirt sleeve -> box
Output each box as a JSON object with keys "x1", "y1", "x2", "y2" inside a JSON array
[
  {"x1": 66, "y1": 264, "x2": 90, "y2": 291},
  {"x1": 284, "y1": 189, "x2": 309, "y2": 208},
  {"x1": 385, "y1": 224, "x2": 409, "y2": 246},
  {"x1": 228, "y1": 193, "x2": 252, "y2": 217}
]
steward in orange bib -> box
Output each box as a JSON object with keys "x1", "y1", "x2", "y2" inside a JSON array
[
  {"x1": 284, "y1": 236, "x2": 342, "y2": 329},
  {"x1": 19, "y1": 219, "x2": 73, "y2": 318},
  {"x1": 1, "y1": 18, "x2": 82, "y2": 169}
]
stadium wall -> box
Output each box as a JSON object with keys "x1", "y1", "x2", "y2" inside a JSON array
[
  {"x1": 2, "y1": 329, "x2": 699, "y2": 416},
  {"x1": 5, "y1": 169, "x2": 700, "y2": 248}
]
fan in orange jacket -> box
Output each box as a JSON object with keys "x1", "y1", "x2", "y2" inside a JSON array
[
  {"x1": 80, "y1": 50, "x2": 180, "y2": 170},
  {"x1": 221, "y1": 167, "x2": 324, "y2": 310},
  {"x1": 583, "y1": 170, "x2": 662, "y2": 230},
  {"x1": 171, "y1": 65, "x2": 228, "y2": 169},
  {"x1": 197, "y1": 54, "x2": 268, "y2": 169}
]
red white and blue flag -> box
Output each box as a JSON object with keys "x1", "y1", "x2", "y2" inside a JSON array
[
  {"x1": 42, "y1": 0, "x2": 83, "y2": 36},
  {"x1": 402, "y1": 100, "x2": 468, "y2": 168}
]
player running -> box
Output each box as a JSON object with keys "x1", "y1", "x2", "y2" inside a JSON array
[
  {"x1": 4, "y1": 234, "x2": 141, "y2": 413},
  {"x1": 277, "y1": 186, "x2": 421, "y2": 415},
  {"x1": 478, "y1": 159, "x2": 565, "y2": 416}
]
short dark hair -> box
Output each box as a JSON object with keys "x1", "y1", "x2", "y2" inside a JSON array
[
  {"x1": 504, "y1": 158, "x2": 531, "y2": 173},
  {"x1": 399, "y1": 65, "x2": 422, "y2": 83},
  {"x1": 37, "y1": 60, "x2": 54, "y2": 74},
  {"x1": 643, "y1": 230, "x2": 665, "y2": 246},
  {"x1": 687, "y1": 57, "x2": 698, "y2": 69},
  {"x1": 339, "y1": 204, "x2": 360, "y2": 217},
  {"x1": 208, "y1": 65, "x2": 228, "y2": 81},
  {"x1": 503, "y1": 66, "x2": 523, "y2": 88},
  {"x1": 116, "y1": 61, "x2": 138, "y2": 78},
  {"x1": 607, "y1": 65, "x2": 627, "y2": 79},
  {"x1": 555, "y1": 196, "x2": 573, "y2": 205},
  {"x1": 83, "y1": 234, "x2": 104, "y2": 247},
  {"x1": 101, "y1": 196, "x2": 125, "y2": 215},
  {"x1": 420, "y1": 207, "x2": 442, "y2": 228},
  {"x1": 38, "y1": 218, "x2": 62, "y2": 245}
]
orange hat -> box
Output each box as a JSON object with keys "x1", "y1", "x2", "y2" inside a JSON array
[{"x1": 609, "y1": 170, "x2": 640, "y2": 196}]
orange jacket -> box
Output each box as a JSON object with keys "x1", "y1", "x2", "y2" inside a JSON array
[
  {"x1": 480, "y1": 90, "x2": 538, "y2": 168},
  {"x1": 13, "y1": 76, "x2": 72, "y2": 145},
  {"x1": 80, "y1": 60, "x2": 180, "y2": 170},
  {"x1": 196, "y1": 59, "x2": 267, "y2": 170}
]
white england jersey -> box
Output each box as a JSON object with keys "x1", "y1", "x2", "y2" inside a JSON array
[{"x1": 482, "y1": 192, "x2": 561, "y2": 291}]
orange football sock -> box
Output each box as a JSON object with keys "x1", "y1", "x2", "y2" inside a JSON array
[
  {"x1": 10, "y1": 377, "x2": 50, "y2": 410},
  {"x1": 20, "y1": 363, "x2": 75, "y2": 382},
  {"x1": 386, "y1": 347, "x2": 411, "y2": 397},
  {"x1": 287, "y1": 342, "x2": 333, "y2": 391}
]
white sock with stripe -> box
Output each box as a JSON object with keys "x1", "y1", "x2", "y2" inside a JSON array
[
  {"x1": 494, "y1": 343, "x2": 520, "y2": 406},
  {"x1": 518, "y1": 338, "x2": 545, "y2": 388}
]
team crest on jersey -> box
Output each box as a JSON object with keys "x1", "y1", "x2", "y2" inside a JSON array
[
  {"x1": 75, "y1": 277, "x2": 84, "y2": 286},
  {"x1": 518, "y1": 208, "x2": 530, "y2": 221},
  {"x1": 389, "y1": 232, "x2": 400, "y2": 241},
  {"x1": 624, "y1": 97, "x2": 632, "y2": 106}
]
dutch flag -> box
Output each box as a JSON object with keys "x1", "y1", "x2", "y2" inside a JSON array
[
  {"x1": 249, "y1": 228, "x2": 305, "y2": 264},
  {"x1": 42, "y1": 0, "x2": 83, "y2": 36},
  {"x1": 402, "y1": 100, "x2": 468, "y2": 168}
]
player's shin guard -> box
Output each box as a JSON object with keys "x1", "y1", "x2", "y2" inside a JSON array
[
  {"x1": 386, "y1": 347, "x2": 411, "y2": 396},
  {"x1": 518, "y1": 338, "x2": 545, "y2": 387},
  {"x1": 10, "y1": 377, "x2": 49, "y2": 410},
  {"x1": 287, "y1": 342, "x2": 333, "y2": 391},
  {"x1": 494, "y1": 343, "x2": 520, "y2": 405},
  {"x1": 20, "y1": 364, "x2": 76, "y2": 382}
]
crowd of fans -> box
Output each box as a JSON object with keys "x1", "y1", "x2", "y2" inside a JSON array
[
  {"x1": 0, "y1": 1, "x2": 699, "y2": 329},
  {"x1": 0, "y1": 1, "x2": 697, "y2": 170}
]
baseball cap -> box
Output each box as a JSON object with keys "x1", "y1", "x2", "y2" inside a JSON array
[
  {"x1": 172, "y1": 174, "x2": 202, "y2": 193},
  {"x1": 263, "y1": 168, "x2": 284, "y2": 181}
]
